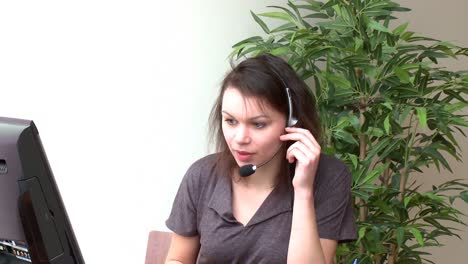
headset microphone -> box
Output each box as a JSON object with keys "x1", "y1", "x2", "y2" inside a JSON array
[{"x1": 239, "y1": 145, "x2": 283, "y2": 177}]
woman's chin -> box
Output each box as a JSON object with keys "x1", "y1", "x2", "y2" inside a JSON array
[{"x1": 235, "y1": 160, "x2": 251, "y2": 168}]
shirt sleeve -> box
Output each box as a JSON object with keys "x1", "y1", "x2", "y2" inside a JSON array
[
  {"x1": 165, "y1": 163, "x2": 200, "y2": 237},
  {"x1": 314, "y1": 158, "x2": 357, "y2": 242}
]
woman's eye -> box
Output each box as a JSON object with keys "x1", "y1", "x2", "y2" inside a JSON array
[
  {"x1": 224, "y1": 118, "x2": 237, "y2": 125},
  {"x1": 254, "y1": 122, "x2": 266, "y2": 129}
]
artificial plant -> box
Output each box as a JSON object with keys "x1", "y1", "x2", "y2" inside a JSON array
[{"x1": 229, "y1": 0, "x2": 468, "y2": 263}]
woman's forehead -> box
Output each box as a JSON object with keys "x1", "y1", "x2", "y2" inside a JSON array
[{"x1": 222, "y1": 87, "x2": 273, "y2": 115}]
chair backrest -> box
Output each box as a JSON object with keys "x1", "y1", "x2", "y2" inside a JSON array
[{"x1": 145, "y1": 231, "x2": 172, "y2": 264}]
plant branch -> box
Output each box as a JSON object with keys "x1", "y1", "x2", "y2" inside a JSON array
[{"x1": 358, "y1": 97, "x2": 367, "y2": 254}]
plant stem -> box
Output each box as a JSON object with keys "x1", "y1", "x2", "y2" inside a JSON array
[
  {"x1": 387, "y1": 245, "x2": 397, "y2": 264},
  {"x1": 399, "y1": 114, "x2": 417, "y2": 202},
  {"x1": 358, "y1": 98, "x2": 367, "y2": 254},
  {"x1": 389, "y1": 114, "x2": 416, "y2": 263},
  {"x1": 375, "y1": 254, "x2": 382, "y2": 264},
  {"x1": 359, "y1": 108, "x2": 367, "y2": 222},
  {"x1": 387, "y1": 166, "x2": 408, "y2": 264},
  {"x1": 398, "y1": 167, "x2": 408, "y2": 202},
  {"x1": 381, "y1": 159, "x2": 391, "y2": 186}
]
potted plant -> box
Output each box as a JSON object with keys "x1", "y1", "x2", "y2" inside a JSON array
[{"x1": 229, "y1": 0, "x2": 468, "y2": 263}]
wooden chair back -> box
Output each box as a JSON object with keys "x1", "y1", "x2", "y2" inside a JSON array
[{"x1": 145, "y1": 231, "x2": 172, "y2": 264}]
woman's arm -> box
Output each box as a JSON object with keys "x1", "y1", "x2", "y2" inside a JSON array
[
  {"x1": 288, "y1": 193, "x2": 337, "y2": 264},
  {"x1": 320, "y1": 238, "x2": 338, "y2": 264},
  {"x1": 281, "y1": 127, "x2": 337, "y2": 264},
  {"x1": 165, "y1": 233, "x2": 200, "y2": 264}
]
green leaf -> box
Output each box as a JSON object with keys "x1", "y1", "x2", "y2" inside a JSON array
[
  {"x1": 400, "y1": 105, "x2": 412, "y2": 125},
  {"x1": 334, "y1": 130, "x2": 359, "y2": 145},
  {"x1": 423, "y1": 217, "x2": 449, "y2": 232},
  {"x1": 460, "y1": 190, "x2": 468, "y2": 203},
  {"x1": 360, "y1": 163, "x2": 389, "y2": 185},
  {"x1": 368, "y1": 19, "x2": 391, "y2": 33},
  {"x1": 365, "y1": 9, "x2": 391, "y2": 17},
  {"x1": 269, "y1": 4, "x2": 303, "y2": 27},
  {"x1": 444, "y1": 90, "x2": 468, "y2": 103},
  {"x1": 382, "y1": 102, "x2": 393, "y2": 110},
  {"x1": 295, "y1": 4, "x2": 321, "y2": 12},
  {"x1": 328, "y1": 74, "x2": 352, "y2": 89},
  {"x1": 408, "y1": 227, "x2": 424, "y2": 246},
  {"x1": 393, "y1": 22, "x2": 409, "y2": 35},
  {"x1": 358, "y1": 226, "x2": 367, "y2": 242},
  {"x1": 316, "y1": 21, "x2": 349, "y2": 31},
  {"x1": 384, "y1": 115, "x2": 391, "y2": 134},
  {"x1": 385, "y1": 6, "x2": 411, "y2": 12},
  {"x1": 424, "y1": 147, "x2": 453, "y2": 172},
  {"x1": 445, "y1": 102, "x2": 468, "y2": 113},
  {"x1": 450, "y1": 116, "x2": 468, "y2": 127},
  {"x1": 394, "y1": 66, "x2": 411, "y2": 83},
  {"x1": 321, "y1": 0, "x2": 339, "y2": 10},
  {"x1": 304, "y1": 13, "x2": 329, "y2": 19},
  {"x1": 422, "y1": 192, "x2": 444, "y2": 203},
  {"x1": 300, "y1": 0, "x2": 321, "y2": 6},
  {"x1": 351, "y1": 190, "x2": 371, "y2": 200},
  {"x1": 355, "y1": 38, "x2": 363, "y2": 52},
  {"x1": 397, "y1": 227, "x2": 405, "y2": 247},
  {"x1": 348, "y1": 153, "x2": 358, "y2": 169},
  {"x1": 401, "y1": 31, "x2": 415, "y2": 41},
  {"x1": 400, "y1": 63, "x2": 425, "y2": 71},
  {"x1": 366, "y1": 127, "x2": 384, "y2": 138},
  {"x1": 379, "y1": 138, "x2": 401, "y2": 160},
  {"x1": 404, "y1": 196, "x2": 412, "y2": 207},
  {"x1": 271, "y1": 22, "x2": 296, "y2": 33},
  {"x1": 270, "y1": 46, "x2": 290, "y2": 56},
  {"x1": 434, "y1": 41, "x2": 457, "y2": 49},
  {"x1": 259, "y1": 11, "x2": 293, "y2": 22},
  {"x1": 250, "y1": 11, "x2": 270, "y2": 34},
  {"x1": 374, "y1": 200, "x2": 393, "y2": 214},
  {"x1": 366, "y1": 137, "x2": 391, "y2": 160},
  {"x1": 416, "y1": 107, "x2": 427, "y2": 128},
  {"x1": 231, "y1": 36, "x2": 263, "y2": 48}
]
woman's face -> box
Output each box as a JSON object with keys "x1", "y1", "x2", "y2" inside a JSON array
[{"x1": 221, "y1": 87, "x2": 286, "y2": 167}]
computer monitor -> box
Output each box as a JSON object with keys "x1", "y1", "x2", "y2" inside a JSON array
[{"x1": 0, "y1": 117, "x2": 85, "y2": 264}]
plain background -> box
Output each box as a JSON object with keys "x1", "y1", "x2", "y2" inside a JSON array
[{"x1": 0, "y1": 0, "x2": 466, "y2": 263}]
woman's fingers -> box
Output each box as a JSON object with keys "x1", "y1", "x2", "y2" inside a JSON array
[
  {"x1": 280, "y1": 127, "x2": 320, "y2": 150},
  {"x1": 286, "y1": 141, "x2": 319, "y2": 165},
  {"x1": 287, "y1": 143, "x2": 309, "y2": 164},
  {"x1": 281, "y1": 127, "x2": 321, "y2": 191}
]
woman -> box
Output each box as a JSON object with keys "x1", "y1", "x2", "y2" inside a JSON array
[{"x1": 165, "y1": 54, "x2": 356, "y2": 263}]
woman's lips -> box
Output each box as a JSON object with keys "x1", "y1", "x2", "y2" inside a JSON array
[{"x1": 235, "y1": 150, "x2": 254, "y2": 162}]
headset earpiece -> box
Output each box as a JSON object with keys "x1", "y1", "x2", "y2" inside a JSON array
[{"x1": 285, "y1": 88, "x2": 298, "y2": 127}]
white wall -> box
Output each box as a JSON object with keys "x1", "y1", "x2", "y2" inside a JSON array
[{"x1": 0, "y1": 1, "x2": 282, "y2": 263}]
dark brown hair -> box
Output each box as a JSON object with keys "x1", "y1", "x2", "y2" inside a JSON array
[{"x1": 208, "y1": 53, "x2": 321, "y2": 186}]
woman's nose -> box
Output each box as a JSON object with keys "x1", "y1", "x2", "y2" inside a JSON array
[{"x1": 234, "y1": 125, "x2": 251, "y2": 144}]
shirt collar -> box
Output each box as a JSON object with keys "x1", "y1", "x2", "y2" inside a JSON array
[{"x1": 208, "y1": 175, "x2": 293, "y2": 227}]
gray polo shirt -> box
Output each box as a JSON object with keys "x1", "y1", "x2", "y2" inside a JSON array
[{"x1": 166, "y1": 153, "x2": 356, "y2": 263}]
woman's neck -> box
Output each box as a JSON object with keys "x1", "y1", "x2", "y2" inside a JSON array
[{"x1": 233, "y1": 152, "x2": 283, "y2": 190}]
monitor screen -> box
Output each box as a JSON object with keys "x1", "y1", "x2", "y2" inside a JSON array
[{"x1": 0, "y1": 117, "x2": 85, "y2": 264}]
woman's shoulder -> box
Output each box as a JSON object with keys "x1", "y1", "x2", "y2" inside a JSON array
[
  {"x1": 316, "y1": 153, "x2": 351, "y2": 184},
  {"x1": 183, "y1": 153, "x2": 221, "y2": 186},
  {"x1": 187, "y1": 153, "x2": 220, "y2": 174},
  {"x1": 180, "y1": 153, "x2": 224, "y2": 207},
  {"x1": 318, "y1": 153, "x2": 348, "y2": 170}
]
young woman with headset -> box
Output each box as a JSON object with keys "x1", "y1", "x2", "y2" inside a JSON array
[{"x1": 165, "y1": 54, "x2": 356, "y2": 264}]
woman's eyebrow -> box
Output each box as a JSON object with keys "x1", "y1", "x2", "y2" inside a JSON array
[
  {"x1": 221, "y1": 110, "x2": 269, "y2": 120},
  {"x1": 221, "y1": 110, "x2": 233, "y2": 117},
  {"x1": 250, "y1": 115, "x2": 270, "y2": 121}
]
